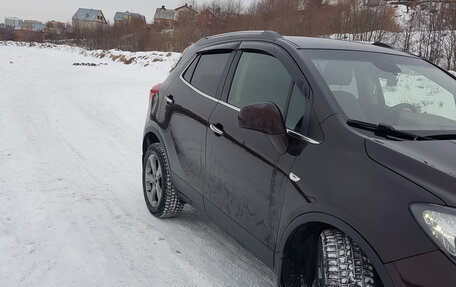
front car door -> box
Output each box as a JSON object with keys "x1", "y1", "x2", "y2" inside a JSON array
[{"x1": 204, "y1": 41, "x2": 311, "y2": 266}]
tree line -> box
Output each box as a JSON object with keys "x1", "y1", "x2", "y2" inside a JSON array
[{"x1": 3, "y1": 0, "x2": 456, "y2": 70}]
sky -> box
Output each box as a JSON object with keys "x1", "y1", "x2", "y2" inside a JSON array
[{"x1": 1, "y1": 0, "x2": 253, "y2": 24}]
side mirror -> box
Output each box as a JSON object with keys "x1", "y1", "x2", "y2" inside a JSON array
[{"x1": 238, "y1": 102, "x2": 289, "y2": 153}]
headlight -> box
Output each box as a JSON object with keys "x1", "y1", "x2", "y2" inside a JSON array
[{"x1": 410, "y1": 204, "x2": 456, "y2": 261}]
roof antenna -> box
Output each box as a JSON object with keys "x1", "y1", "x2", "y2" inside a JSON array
[{"x1": 373, "y1": 42, "x2": 394, "y2": 49}]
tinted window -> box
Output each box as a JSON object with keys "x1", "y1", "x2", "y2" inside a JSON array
[
  {"x1": 286, "y1": 84, "x2": 307, "y2": 132},
  {"x1": 190, "y1": 52, "x2": 231, "y2": 97},
  {"x1": 183, "y1": 56, "x2": 199, "y2": 82},
  {"x1": 228, "y1": 52, "x2": 292, "y2": 113}
]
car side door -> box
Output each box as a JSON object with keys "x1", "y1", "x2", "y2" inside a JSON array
[
  {"x1": 162, "y1": 45, "x2": 237, "y2": 208},
  {"x1": 204, "y1": 41, "x2": 311, "y2": 267}
]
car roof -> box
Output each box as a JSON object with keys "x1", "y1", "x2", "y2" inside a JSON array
[
  {"x1": 194, "y1": 30, "x2": 413, "y2": 57},
  {"x1": 283, "y1": 36, "x2": 411, "y2": 56}
]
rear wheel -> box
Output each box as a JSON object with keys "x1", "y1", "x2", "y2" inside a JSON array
[
  {"x1": 315, "y1": 229, "x2": 375, "y2": 287},
  {"x1": 143, "y1": 143, "x2": 183, "y2": 218}
]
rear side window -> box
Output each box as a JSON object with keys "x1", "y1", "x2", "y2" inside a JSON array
[
  {"x1": 227, "y1": 52, "x2": 292, "y2": 113},
  {"x1": 188, "y1": 52, "x2": 231, "y2": 97}
]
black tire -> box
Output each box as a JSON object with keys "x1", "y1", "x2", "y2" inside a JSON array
[
  {"x1": 142, "y1": 143, "x2": 184, "y2": 218},
  {"x1": 315, "y1": 229, "x2": 375, "y2": 287}
]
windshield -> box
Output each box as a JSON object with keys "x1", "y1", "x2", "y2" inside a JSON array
[{"x1": 304, "y1": 50, "x2": 456, "y2": 132}]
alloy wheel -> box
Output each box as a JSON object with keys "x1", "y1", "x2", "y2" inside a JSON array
[{"x1": 144, "y1": 154, "x2": 163, "y2": 207}]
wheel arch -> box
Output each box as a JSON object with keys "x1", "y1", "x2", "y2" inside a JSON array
[
  {"x1": 276, "y1": 212, "x2": 393, "y2": 287},
  {"x1": 142, "y1": 126, "x2": 163, "y2": 157}
]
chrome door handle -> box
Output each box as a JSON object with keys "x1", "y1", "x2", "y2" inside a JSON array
[
  {"x1": 166, "y1": 95, "x2": 175, "y2": 104},
  {"x1": 210, "y1": 123, "x2": 224, "y2": 136}
]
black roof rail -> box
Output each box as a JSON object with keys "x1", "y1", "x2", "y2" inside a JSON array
[
  {"x1": 195, "y1": 30, "x2": 283, "y2": 46},
  {"x1": 372, "y1": 42, "x2": 394, "y2": 49}
]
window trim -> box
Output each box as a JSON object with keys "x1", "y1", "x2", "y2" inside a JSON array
[{"x1": 287, "y1": 129, "x2": 321, "y2": 145}]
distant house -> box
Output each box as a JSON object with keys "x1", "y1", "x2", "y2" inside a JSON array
[
  {"x1": 174, "y1": 3, "x2": 198, "y2": 21},
  {"x1": 114, "y1": 11, "x2": 146, "y2": 27},
  {"x1": 46, "y1": 20, "x2": 65, "y2": 29},
  {"x1": 72, "y1": 8, "x2": 107, "y2": 31},
  {"x1": 14, "y1": 20, "x2": 45, "y2": 42},
  {"x1": 195, "y1": 9, "x2": 220, "y2": 27},
  {"x1": 154, "y1": 6, "x2": 176, "y2": 28},
  {"x1": 45, "y1": 20, "x2": 66, "y2": 40},
  {"x1": 46, "y1": 20, "x2": 65, "y2": 32},
  {"x1": 5, "y1": 17, "x2": 23, "y2": 28}
]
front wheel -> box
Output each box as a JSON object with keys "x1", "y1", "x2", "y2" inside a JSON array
[
  {"x1": 142, "y1": 143, "x2": 183, "y2": 218},
  {"x1": 315, "y1": 229, "x2": 376, "y2": 287}
]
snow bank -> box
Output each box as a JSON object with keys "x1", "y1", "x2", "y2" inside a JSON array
[{"x1": 0, "y1": 41, "x2": 182, "y2": 67}]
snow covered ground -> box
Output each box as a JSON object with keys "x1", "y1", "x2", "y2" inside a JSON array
[{"x1": 0, "y1": 43, "x2": 275, "y2": 286}]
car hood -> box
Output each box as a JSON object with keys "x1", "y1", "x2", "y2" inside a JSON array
[{"x1": 365, "y1": 139, "x2": 456, "y2": 205}]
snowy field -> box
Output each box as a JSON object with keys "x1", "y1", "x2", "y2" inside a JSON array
[{"x1": 0, "y1": 43, "x2": 275, "y2": 287}]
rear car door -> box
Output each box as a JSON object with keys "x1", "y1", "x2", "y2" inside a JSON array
[
  {"x1": 204, "y1": 41, "x2": 310, "y2": 266},
  {"x1": 164, "y1": 46, "x2": 236, "y2": 207}
]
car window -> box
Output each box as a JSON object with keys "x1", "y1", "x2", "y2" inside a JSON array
[
  {"x1": 286, "y1": 84, "x2": 307, "y2": 132},
  {"x1": 190, "y1": 52, "x2": 231, "y2": 97},
  {"x1": 227, "y1": 52, "x2": 292, "y2": 113},
  {"x1": 182, "y1": 56, "x2": 199, "y2": 82},
  {"x1": 379, "y1": 67, "x2": 456, "y2": 121},
  {"x1": 306, "y1": 50, "x2": 456, "y2": 131},
  {"x1": 312, "y1": 60, "x2": 359, "y2": 99}
]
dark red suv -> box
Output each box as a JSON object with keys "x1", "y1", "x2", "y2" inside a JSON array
[{"x1": 142, "y1": 31, "x2": 456, "y2": 286}]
